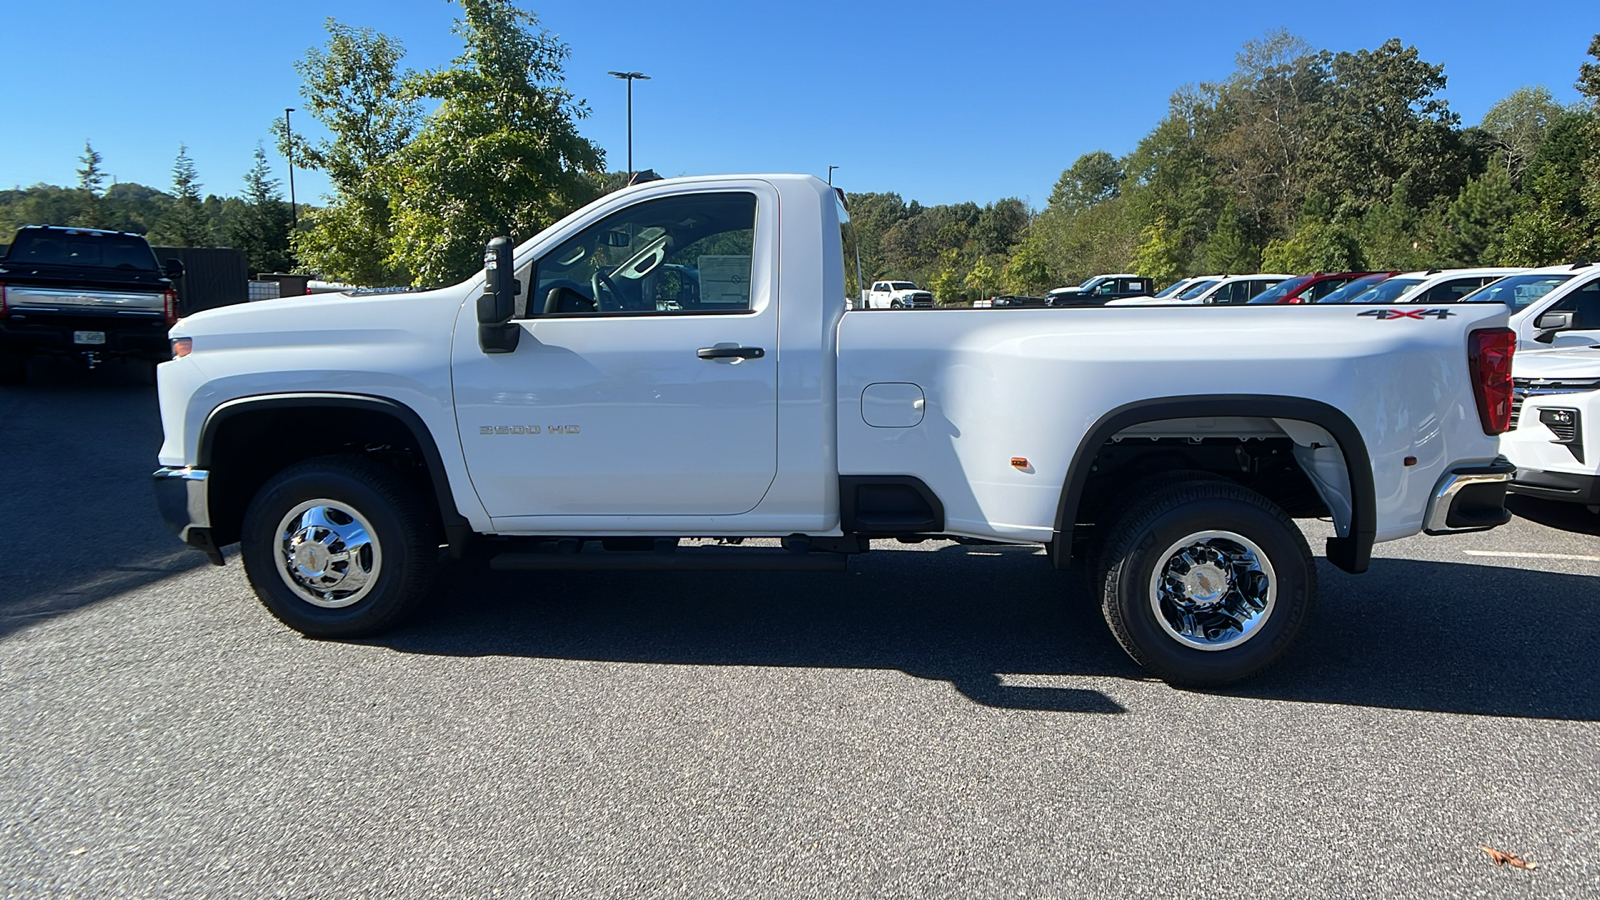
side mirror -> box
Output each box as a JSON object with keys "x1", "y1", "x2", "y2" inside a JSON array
[
  {"x1": 163, "y1": 258, "x2": 185, "y2": 279},
  {"x1": 477, "y1": 236, "x2": 521, "y2": 354},
  {"x1": 1534, "y1": 310, "x2": 1575, "y2": 343}
]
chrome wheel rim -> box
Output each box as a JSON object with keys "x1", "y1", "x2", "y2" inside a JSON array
[
  {"x1": 1147, "y1": 530, "x2": 1276, "y2": 651},
  {"x1": 275, "y1": 499, "x2": 382, "y2": 609}
]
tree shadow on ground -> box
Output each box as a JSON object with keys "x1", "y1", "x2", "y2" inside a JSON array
[{"x1": 372, "y1": 542, "x2": 1600, "y2": 720}]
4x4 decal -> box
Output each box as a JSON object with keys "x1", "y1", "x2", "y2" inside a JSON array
[{"x1": 1358, "y1": 308, "x2": 1456, "y2": 320}]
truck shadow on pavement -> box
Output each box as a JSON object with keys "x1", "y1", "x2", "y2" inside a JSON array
[
  {"x1": 0, "y1": 358, "x2": 205, "y2": 641},
  {"x1": 374, "y1": 542, "x2": 1600, "y2": 720}
]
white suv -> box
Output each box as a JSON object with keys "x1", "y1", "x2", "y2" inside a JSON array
[
  {"x1": 1463, "y1": 263, "x2": 1600, "y2": 348},
  {"x1": 1502, "y1": 344, "x2": 1600, "y2": 507}
]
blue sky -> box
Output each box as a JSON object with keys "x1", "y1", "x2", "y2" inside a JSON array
[{"x1": 4, "y1": 1, "x2": 1596, "y2": 209}]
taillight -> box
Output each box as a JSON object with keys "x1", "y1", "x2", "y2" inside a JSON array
[
  {"x1": 0, "y1": 282, "x2": 7, "y2": 316},
  {"x1": 1284, "y1": 295, "x2": 1305, "y2": 304},
  {"x1": 163, "y1": 288, "x2": 179, "y2": 325},
  {"x1": 1469, "y1": 328, "x2": 1516, "y2": 434}
]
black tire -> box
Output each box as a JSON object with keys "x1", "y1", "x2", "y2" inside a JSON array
[
  {"x1": 890, "y1": 299, "x2": 905, "y2": 309},
  {"x1": 1098, "y1": 480, "x2": 1314, "y2": 686},
  {"x1": 1082, "y1": 469, "x2": 1223, "y2": 587},
  {"x1": 0, "y1": 351, "x2": 28, "y2": 386},
  {"x1": 241, "y1": 455, "x2": 437, "y2": 638}
]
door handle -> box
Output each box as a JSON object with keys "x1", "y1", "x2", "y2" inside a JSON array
[{"x1": 697, "y1": 346, "x2": 765, "y2": 360}]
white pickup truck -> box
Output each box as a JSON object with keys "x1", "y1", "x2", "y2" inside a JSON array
[
  {"x1": 862, "y1": 280, "x2": 933, "y2": 309},
  {"x1": 153, "y1": 174, "x2": 1518, "y2": 686}
]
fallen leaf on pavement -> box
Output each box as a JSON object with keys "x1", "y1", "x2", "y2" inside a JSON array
[{"x1": 1481, "y1": 846, "x2": 1538, "y2": 870}]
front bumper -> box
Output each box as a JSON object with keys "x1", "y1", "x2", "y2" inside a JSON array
[
  {"x1": 1422, "y1": 457, "x2": 1516, "y2": 535},
  {"x1": 1506, "y1": 468, "x2": 1600, "y2": 505},
  {"x1": 152, "y1": 467, "x2": 224, "y2": 565}
]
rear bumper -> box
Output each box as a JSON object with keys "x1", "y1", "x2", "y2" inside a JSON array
[
  {"x1": 152, "y1": 467, "x2": 224, "y2": 565},
  {"x1": 1423, "y1": 457, "x2": 1516, "y2": 535},
  {"x1": 1, "y1": 312, "x2": 171, "y2": 360}
]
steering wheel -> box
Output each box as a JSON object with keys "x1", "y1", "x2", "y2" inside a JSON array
[{"x1": 593, "y1": 269, "x2": 623, "y2": 311}]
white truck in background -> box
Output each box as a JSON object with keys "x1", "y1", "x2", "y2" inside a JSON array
[
  {"x1": 153, "y1": 174, "x2": 1518, "y2": 686},
  {"x1": 862, "y1": 280, "x2": 934, "y2": 309}
]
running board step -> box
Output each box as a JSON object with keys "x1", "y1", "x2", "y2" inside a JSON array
[{"x1": 489, "y1": 550, "x2": 848, "y2": 572}]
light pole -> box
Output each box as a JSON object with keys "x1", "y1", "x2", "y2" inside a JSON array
[
  {"x1": 607, "y1": 71, "x2": 650, "y2": 177},
  {"x1": 828, "y1": 165, "x2": 839, "y2": 185},
  {"x1": 284, "y1": 108, "x2": 298, "y2": 228}
]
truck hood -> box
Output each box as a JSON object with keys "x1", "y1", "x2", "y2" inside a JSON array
[
  {"x1": 172, "y1": 284, "x2": 470, "y2": 348},
  {"x1": 1512, "y1": 344, "x2": 1600, "y2": 381}
]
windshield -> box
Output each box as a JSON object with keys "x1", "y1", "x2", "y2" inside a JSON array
[
  {"x1": 1079, "y1": 275, "x2": 1101, "y2": 288},
  {"x1": 889, "y1": 281, "x2": 917, "y2": 291},
  {"x1": 1346, "y1": 277, "x2": 1423, "y2": 304},
  {"x1": 1316, "y1": 274, "x2": 1391, "y2": 303},
  {"x1": 1177, "y1": 279, "x2": 1219, "y2": 300},
  {"x1": 6, "y1": 229, "x2": 160, "y2": 271},
  {"x1": 1463, "y1": 273, "x2": 1575, "y2": 311},
  {"x1": 1248, "y1": 274, "x2": 1315, "y2": 304},
  {"x1": 1153, "y1": 279, "x2": 1191, "y2": 298}
]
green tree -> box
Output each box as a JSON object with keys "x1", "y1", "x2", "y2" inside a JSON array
[
  {"x1": 1204, "y1": 201, "x2": 1258, "y2": 273},
  {"x1": 226, "y1": 144, "x2": 296, "y2": 274},
  {"x1": 1437, "y1": 164, "x2": 1518, "y2": 265},
  {"x1": 1481, "y1": 86, "x2": 1567, "y2": 185},
  {"x1": 964, "y1": 255, "x2": 999, "y2": 299},
  {"x1": 1049, "y1": 151, "x2": 1123, "y2": 214},
  {"x1": 387, "y1": 0, "x2": 605, "y2": 285},
  {"x1": 72, "y1": 140, "x2": 106, "y2": 228},
  {"x1": 1001, "y1": 237, "x2": 1057, "y2": 295},
  {"x1": 928, "y1": 249, "x2": 966, "y2": 305},
  {"x1": 152, "y1": 145, "x2": 211, "y2": 247},
  {"x1": 1131, "y1": 216, "x2": 1184, "y2": 286},
  {"x1": 1304, "y1": 38, "x2": 1470, "y2": 215},
  {"x1": 282, "y1": 19, "x2": 419, "y2": 284}
]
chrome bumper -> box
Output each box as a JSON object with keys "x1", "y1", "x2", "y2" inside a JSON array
[
  {"x1": 152, "y1": 467, "x2": 224, "y2": 565},
  {"x1": 1423, "y1": 458, "x2": 1516, "y2": 535}
]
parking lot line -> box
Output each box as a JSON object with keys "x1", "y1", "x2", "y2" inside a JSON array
[{"x1": 1463, "y1": 549, "x2": 1600, "y2": 563}]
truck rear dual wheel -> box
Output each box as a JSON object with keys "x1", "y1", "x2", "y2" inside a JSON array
[
  {"x1": 240, "y1": 455, "x2": 437, "y2": 638},
  {"x1": 1098, "y1": 480, "x2": 1315, "y2": 686}
]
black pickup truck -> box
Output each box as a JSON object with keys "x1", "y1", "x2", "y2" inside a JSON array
[{"x1": 0, "y1": 226, "x2": 184, "y2": 383}]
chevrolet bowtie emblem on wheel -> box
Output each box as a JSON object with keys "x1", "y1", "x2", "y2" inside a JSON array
[{"x1": 1357, "y1": 308, "x2": 1455, "y2": 320}]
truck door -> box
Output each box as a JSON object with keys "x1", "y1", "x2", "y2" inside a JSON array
[{"x1": 451, "y1": 186, "x2": 779, "y2": 519}]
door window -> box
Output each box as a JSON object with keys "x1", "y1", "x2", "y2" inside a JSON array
[
  {"x1": 526, "y1": 192, "x2": 757, "y2": 317},
  {"x1": 1547, "y1": 278, "x2": 1600, "y2": 328}
]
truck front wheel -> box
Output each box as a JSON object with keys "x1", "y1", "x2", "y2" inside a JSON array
[
  {"x1": 1098, "y1": 481, "x2": 1314, "y2": 686},
  {"x1": 240, "y1": 456, "x2": 437, "y2": 638}
]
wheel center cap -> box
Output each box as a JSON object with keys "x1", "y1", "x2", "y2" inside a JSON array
[
  {"x1": 1183, "y1": 563, "x2": 1229, "y2": 605},
  {"x1": 292, "y1": 539, "x2": 331, "y2": 577}
]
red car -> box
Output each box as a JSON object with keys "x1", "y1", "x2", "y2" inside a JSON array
[{"x1": 1247, "y1": 272, "x2": 1380, "y2": 304}]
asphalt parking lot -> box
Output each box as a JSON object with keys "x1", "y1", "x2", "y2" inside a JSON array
[{"x1": 2, "y1": 359, "x2": 1596, "y2": 898}]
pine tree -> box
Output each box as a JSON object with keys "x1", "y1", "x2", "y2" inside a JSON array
[
  {"x1": 73, "y1": 140, "x2": 106, "y2": 228},
  {"x1": 226, "y1": 144, "x2": 295, "y2": 273},
  {"x1": 156, "y1": 145, "x2": 211, "y2": 247}
]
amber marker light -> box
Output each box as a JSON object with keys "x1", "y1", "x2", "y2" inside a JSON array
[
  {"x1": 1011, "y1": 457, "x2": 1029, "y2": 469},
  {"x1": 171, "y1": 337, "x2": 193, "y2": 359}
]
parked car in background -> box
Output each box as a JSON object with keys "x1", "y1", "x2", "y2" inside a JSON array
[
  {"x1": 1045, "y1": 274, "x2": 1153, "y2": 306},
  {"x1": 863, "y1": 280, "x2": 933, "y2": 309},
  {"x1": 1311, "y1": 272, "x2": 1398, "y2": 303},
  {"x1": 1148, "y1": 277, "x2": 1204, "y2": 300},
  {"x1": 1466, "y1": 262, "x2": 1600, "y2": 348},
  {"x1": 1110, "y1": 274, "x2": 1291, "y2": 306},
  {"x1": 1394, "y1": 268, "x2": 1526, "y2": 305},
  {"x1": 0, "y1": 225, "x2": 184, "y2": 383},
  {"x1": 1247, "y1": 272, "x2": 1374, "y2": 304},
  {"x1": 1333, "y1": 274, "x2": 1427, "y2": 306},
  {"x1": 985, "y1": 295, "x2": 1049, "y2": 308},
  {"x1": 1502, "y1": 344, "x2": 1600, "y2": 507}
]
